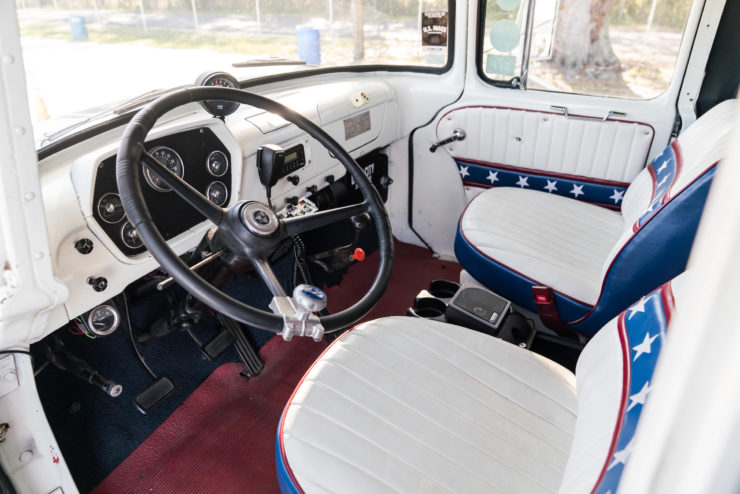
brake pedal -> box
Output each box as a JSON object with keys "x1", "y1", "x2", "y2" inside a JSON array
[
  {"x1": 134, "y1": 376, "x2": 176, "y2": 414},
  {"x1": 201, "y1": 329, "x2": 235, "y2": 361}
]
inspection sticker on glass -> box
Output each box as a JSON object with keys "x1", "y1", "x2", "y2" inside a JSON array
[
  {"x1": 421, "y1": 11, "x2": 448, "y2": 53},
  {"x1": 486, "y1": 54, "x2": 517, "y2": 76}
]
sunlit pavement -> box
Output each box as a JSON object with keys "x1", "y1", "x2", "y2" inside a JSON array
[
  {"x1": 20, "y1": 36, "x2": 302, "y2": 144},
  {"x1": 17, "y1": 8, "x2": 420, "y2": 40}
]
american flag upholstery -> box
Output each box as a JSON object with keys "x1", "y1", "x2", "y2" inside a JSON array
[
  {"x1": 455, "y1": 100, "x2": 736, "y2": 336},
  {"x1": 276, "y1": 275, "x2": 685, "y2": 494}
]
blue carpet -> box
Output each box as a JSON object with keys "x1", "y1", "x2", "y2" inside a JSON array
[{"x1": 34, "y1": 260, "x2": 290, "y2": 493}]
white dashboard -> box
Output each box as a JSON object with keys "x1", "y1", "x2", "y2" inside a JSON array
[{"x1": 37, "y1": 78, "x2": 400, "y2": 337}]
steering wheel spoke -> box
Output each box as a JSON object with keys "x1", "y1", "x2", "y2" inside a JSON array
[
  {"x1": 140, "y1": 149, "x2": 225, "y2": 225},
  {"x1": 250, "y1": 256, "x2": 287, "y2": 297},
  {"x1": 283, "y1": 201, "x2": 369, "y2": 236}
]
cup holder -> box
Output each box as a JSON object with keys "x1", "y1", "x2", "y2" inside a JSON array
[
  {"x1": 408, "y1": 297, "x2": 447, "y2": 319},
  {"x1": 428, "y1": 280, "x2": 460, "y2": 299}
]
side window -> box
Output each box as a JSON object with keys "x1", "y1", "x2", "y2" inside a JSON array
[{"x1": 479, "y1": 0, "x2": 694, "y2": 99}]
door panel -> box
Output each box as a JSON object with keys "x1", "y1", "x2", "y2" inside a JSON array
[{"x1": 437, "y1": 106, "x2": 654, "y2": 183}]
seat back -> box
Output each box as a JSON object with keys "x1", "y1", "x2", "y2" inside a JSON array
[
  {"x1": 570, "y1": 100, "x2": 736, "y2": 334},
  {"x1": 559, "y1": 274, "x2": 685, "y2": 493}
]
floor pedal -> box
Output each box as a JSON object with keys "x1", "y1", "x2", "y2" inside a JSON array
[
  {"x1": 201, "y1": 329, "x2": 235, "y2": 361},
  {"x1": 134, "y1": 376, "x2": 176, "y2": 414},
  {"x1": 216, "y1": 314, "x2": 264, "y2": 377}
]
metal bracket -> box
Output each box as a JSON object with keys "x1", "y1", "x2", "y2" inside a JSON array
[
  {"x1": 603, "y1": 110, "x2": 627, "y2": 122},
  {"x1": 550, "y1": 105, "x2": 627, "y2": 123},
  {"x1": 269, "y1": 296, "x2": 325, "y2": 341}
]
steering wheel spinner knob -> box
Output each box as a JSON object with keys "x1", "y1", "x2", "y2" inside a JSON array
[{"x1": 293, "y1": 284, "x2": 327, "y2": 313}]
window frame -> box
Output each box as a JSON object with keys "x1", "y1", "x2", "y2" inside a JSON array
[
  {"x1": 475, "y1": 0, "x2": 537, "y2": 89},
  {"x1": 475, "y1": 0, "x2": 696, "y2": 101}
]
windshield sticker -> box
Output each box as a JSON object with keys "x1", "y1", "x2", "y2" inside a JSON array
[
  {"x1": 486, "y1": 54, "x2": 517, "y2": 76},
  {"x1": 421, "y1": 11, "x2": 448, "y2": 53},
  {"x1": 490, "y1": 20, "x2": 520, "y2": 53},
  {"x1": 496, "y1": 0, "x2": 521, "y2": 11}
]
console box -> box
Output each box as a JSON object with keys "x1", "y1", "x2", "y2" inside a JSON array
[{"x1": 408, "y1": 280, "x2": 536, "y2": 348}]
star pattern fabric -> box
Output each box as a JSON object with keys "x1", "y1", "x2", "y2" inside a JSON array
[
  {"x1": 632, "y1": 332, "x2": 658, "y2": 361},
  {"x1": 633, "y1": 142, "x2": 682, "y2": 232},
  {"x1": 455, "y1": 160, "x2": 628, "y2": 208},
  {"x1": 594, "y1": 282, "x2": 674, "y2": 493},
  {"x1": 610, "y1": 189, "x2": 624, "y2": 204},
  {"x1": 570, "y1": 184, "x2": 584, "y2": 198}
]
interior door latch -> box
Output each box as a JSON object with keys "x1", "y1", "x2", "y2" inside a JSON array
[{"x1": 430, "y1": 128, "x2": 466, "y2": 153}]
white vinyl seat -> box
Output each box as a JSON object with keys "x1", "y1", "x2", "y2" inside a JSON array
[
  {"x1": 455, "y1": 101, "x2": 736, "y2": 335},
  {"x1": 277, "y1": 274, "x2": 684, "y2": 493}
]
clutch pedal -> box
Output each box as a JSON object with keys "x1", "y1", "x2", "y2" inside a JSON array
[{"x1": 134, "y1": 377, "x2": 176, "y2": 414}]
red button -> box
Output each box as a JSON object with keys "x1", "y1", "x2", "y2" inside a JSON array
[
  {"x1": 535, "y1": 294, "x2": 549, "y2": 303},
  {"x1": 352, "y1": 248, "x2": 366, "y2": 262}
]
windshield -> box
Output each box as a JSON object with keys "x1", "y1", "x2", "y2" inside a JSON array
[{"x1": 17, "y1": 0, "x2": 449, "y2": 149}]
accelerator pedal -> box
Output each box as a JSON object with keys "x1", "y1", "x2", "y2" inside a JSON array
[
  {"x1": 216, "y1": 314, "x2": 264, "y2": 377},
  {"x1": 201, "y1": 328, "x2": 235, "y2": 361},
  {"x1": 134, "y1": 376, "x2": 176, "y2": 414}
]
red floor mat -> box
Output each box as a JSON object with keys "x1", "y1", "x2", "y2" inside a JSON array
[
  {"x1": 326, "y1": 239, "x2": 461, "y2": 320},
  {"x1": 93, "y1": 240, "x2": 460, "y2": 493}
]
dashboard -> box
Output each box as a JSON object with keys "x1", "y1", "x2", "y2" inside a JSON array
[
  {"x1": 37, "y1": 77, "x2": 400, "y2": 337},
  {"x1": 92, "y1": 127, "x2": 232, "y2": 255}
]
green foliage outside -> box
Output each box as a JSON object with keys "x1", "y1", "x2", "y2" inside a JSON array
[{"x1": 611, "y1": 0, "x2": 691, "y2": 29}]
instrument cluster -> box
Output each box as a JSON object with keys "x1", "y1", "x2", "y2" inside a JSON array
[{"x1": 92, "y1": 127, "x2": 232, "y2": 255}]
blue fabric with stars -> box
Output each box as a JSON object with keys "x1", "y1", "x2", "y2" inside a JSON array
[
  {"x1": 634, "y1": 143, "x2": 679, "y2": 230},
  {"x1": 593, "y1": 283, "x2": 673, "y2": 494},
  {"x1": 455, "y1": 160, "x2": 627, "y2": 208}
]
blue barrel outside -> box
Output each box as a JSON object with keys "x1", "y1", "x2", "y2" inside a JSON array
[
  {"x1": 296, "y1": 27, "x2": 320, "y2": 65},
  {"x1": 68, "y1": 16, "x2": 88, "y2": 40}
]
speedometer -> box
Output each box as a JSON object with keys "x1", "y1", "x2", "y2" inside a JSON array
[
  {"x1": 195, "y1": 71, "x2": 240, "y2": 117},
  {"x1": 144, "y1": 146, "x2": 185, "y2": 192}
]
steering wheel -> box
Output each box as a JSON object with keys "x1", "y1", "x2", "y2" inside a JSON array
[{"x1": 116, "y1": 86, "x2": 394, "y2": 337}]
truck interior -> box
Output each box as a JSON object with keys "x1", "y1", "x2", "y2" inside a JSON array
[{"x1": 0, "y1": 0, "x2": 739, "y2": 492}]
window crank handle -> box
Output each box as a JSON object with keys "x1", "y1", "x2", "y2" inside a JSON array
[{"x1": 430, "y1": 128, "x2": 466, "y2": 153}]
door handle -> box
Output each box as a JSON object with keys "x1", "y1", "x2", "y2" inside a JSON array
[{"x1": 430, "y1": 128, "x2": 466, "y2": 153}]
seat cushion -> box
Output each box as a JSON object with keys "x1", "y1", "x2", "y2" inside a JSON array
[
  {"x1": 277, "y1": 316, "x2": 578, "y2": 494},
  {"x1": 457, "y1": 187, "x2": 624, "y2": 306}
]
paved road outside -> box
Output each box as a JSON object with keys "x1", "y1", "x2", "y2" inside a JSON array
[
  {"x1": 21, "y1": 36, "x2": 298, "y2": 143},
  {"x1": 17, "y1": 7, "x2": 421, "y2": 41}
]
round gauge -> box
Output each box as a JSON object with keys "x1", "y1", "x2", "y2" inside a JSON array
[
  {"x1": 87, "y1": 304, "x2": 120, "y2": 336},
  {"x1": 207, "y1": 181, "x2": 229, "y2": 206},
  {"x1": 144, "y1": 146, "x2": 185, "y2": 192},
  {"x1": 194, "y1": 71, "x2": 240, "y2": 117},
  {"x1": 97, "y1": 192, "x2": 125, "y2": 224},
  {"x1": 207, "y1": 150, "x2": 229, "y2": 177},
  {"x1": 120, "y1": 221, "x2": 143, "y2": 249}
]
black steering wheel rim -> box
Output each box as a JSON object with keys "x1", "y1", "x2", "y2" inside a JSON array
[{"x1": 116, "y1": 86, "x2": 394, "y2": 333}]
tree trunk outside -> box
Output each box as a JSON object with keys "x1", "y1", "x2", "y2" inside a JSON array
[
  {"x1": 352, "y1": 0, "x2": 364, "y2": 62},
  {"x1": 588, "y1": 0, "x2": 619, "y2": 66},
  {"x1": 551, "y1": 0, "x2": 619, "y2": 70}
]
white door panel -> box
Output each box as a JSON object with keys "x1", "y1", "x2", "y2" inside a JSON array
[{"x1": 437, "y1": 106, "x2": 654, "y2": 183}]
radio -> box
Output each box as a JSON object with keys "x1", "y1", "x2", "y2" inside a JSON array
[
  {"x1": 257, "y1": 143, "x2": 306, "y2": 189},
  {"x1": 280, "y1": 144, "x2": 306, "y2": 177}
]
